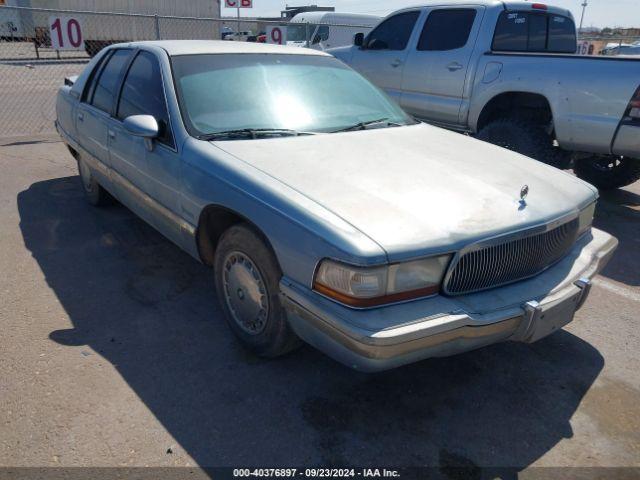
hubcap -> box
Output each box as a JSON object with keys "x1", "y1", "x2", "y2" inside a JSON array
[
  {"x1": 592, "y1": 156, "x2": 622, "y2": 172},
  {"x1": 222, "y1": 251, "x2": 269, "y2": 335}
]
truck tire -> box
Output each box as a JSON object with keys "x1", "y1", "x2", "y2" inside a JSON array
[
  {"x1": 574, "y1": 156, "x2": 640, "y2": 190},
  {"x1": 214, "y1": 223, "x2": 302, "y2": 358},
  {"x1": 475, "y1": 117, "x2": 565, "y2": 168},
  {"x1": 77, "y1": 156, "x2": 112, "y2": 206}
]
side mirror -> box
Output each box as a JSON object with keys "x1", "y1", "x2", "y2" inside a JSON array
[
  {"x1": 123, "y1": 115, "x2": 159, "y2": 151},
  {"x1": 354, "y1": 32, "x2": 365, "y2": 47}
]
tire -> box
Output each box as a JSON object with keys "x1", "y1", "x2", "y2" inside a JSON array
[
  {"x1": 77, "y1": 156, "x2": 112, "y2": 206},
  {"x1": 475, "y1": 116, "x2": 566, "y2": 168},
  {"x1": 214, "y1": 223, "x2": 302, "y2": 358},
  {"x1": 574, "y1": 156, "x2": 640, "y2": 190}
]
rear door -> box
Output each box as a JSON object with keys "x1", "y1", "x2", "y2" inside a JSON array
[
  {"x1": 76, "y1": 49, "x2": 132, "y2": 185},
  {"x1": 349, "y1": 10, "x2": 421, "y2": 102},
  {"x1": 401, "y1": 7, "x2": 483, "y2": 126}
]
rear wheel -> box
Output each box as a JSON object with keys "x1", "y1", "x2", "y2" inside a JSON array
[
  {"x1": 77, "y1": 156, "x2": 112, "y2": 206},
  {"x1": 574, "y1": 156, "x2": 640, "y2": 190},
  {"x1": 475, "y1": 116, "x2": 567, "y2": 168},
  {"x1": 213, "y1": 224, "x2": 301, "y2": 358}
]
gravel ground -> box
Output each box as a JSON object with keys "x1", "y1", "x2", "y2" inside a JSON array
[{"x1": 0, "y1": 139, "x2": 638, "y2": 472}]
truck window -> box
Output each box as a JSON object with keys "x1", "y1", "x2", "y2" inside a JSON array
[
  {"x1": 417, "y1": 9, "x2": 477, "y2": 51},
  {"x1": 313, "y1": 25, "x2": 330, "y2": 44},
  {"x1": 365, "y1": 11, "x2": 420, "y2": 51},
  {"x1": 548, "y1": 15, "x2": 576, "y2": 52},
  {"x1": 492, "y1": 11, "x2": 576, "y2": 53},
  {"x1": 117, "y1": 51, "x2": 174, "y2": 148},
  {"x1": 90, "y1": 49, "x2": 132, "y2": 114}
]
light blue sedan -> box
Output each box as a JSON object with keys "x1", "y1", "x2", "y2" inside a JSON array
[{"x1": 56, "y1": 41, "x2": 617, "y2": 371}]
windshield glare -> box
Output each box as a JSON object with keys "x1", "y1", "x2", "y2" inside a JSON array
[{"x1": 171, "y1": 53, "x2": 414, "y2": 137}]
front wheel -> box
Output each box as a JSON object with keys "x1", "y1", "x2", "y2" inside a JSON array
[
  {"x1": 574, "y1": 156, "x2": 640, "y2": 190},
  {"x1": 213, "y1": 224, "x2": 301, "y2": 358}
]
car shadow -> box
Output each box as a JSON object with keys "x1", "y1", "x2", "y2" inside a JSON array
[
  {"x1": 18, "y1": 176, "x2": 605, "y2": 472},
  {"x1": 594, "y1": 188, "x2": 640, "y2": 287}
]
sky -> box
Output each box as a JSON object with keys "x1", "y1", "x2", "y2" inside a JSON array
[{"x1": 221, "y1": 0, "x2": 640, "y2": 28}]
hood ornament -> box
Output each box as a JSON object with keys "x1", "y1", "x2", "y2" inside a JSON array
[{"x1": 519, "y1": 185, "x2": 529, "y2": 208}]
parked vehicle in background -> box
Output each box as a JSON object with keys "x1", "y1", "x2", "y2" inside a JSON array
[
  {"x1": 287, "y1": 12, "x2": 380, "y2": 50},
  {"x1": 55, "y1": 40, "x2": 617, "y2": 371},
  {"x1": 601, "y1": 41, "x2": 640, "y2": 56},
  {"x1": 330, "y1": 1, "x2": 640, "y2": 190},
  {"x1": 224, "y1": 31, "x2": 253, "y2": 42}
]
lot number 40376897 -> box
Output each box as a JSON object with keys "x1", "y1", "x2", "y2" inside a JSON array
[{"x1": 48, "y1": 16, "x2": 84, "y2": 50}]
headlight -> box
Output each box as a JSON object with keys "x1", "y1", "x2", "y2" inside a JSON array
[
  {"x1": 578, "y1": 202, "x2": 596, "y2": 236},
  {"x1": 313, "y1": 255, "x2": 451, "y2": 308}
]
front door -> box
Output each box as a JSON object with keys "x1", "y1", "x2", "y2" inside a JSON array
[
  {"x1": 350, "y1": 10, "x2": 421, "y2": 103},
  {"x1": 108, "y1": 49, "x2": 183, "y2": 247},
  {"x1": 401, "y1": 7, "x2": 483, "y2": 126}
]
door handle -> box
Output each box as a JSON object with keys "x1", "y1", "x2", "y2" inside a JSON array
[
  {"x1": 447, "y1": 62, "x2": 464, "y2": 71},
  {"x1": 77, "y1": 112, "x2": 84, "y2": 121},
  {"x1": 390, "y1": 59, "x2": 403, "y2": 68},
  {"x1": 108, "y1": 130, "x2": 116, "y2": 140}
]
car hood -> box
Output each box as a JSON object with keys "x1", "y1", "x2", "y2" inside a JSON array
[{"x1": 214, "y1": 123, "x2": 597, "y2": 261}]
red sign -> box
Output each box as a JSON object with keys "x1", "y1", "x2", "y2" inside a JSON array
[{"x1": 225, "y1": 0, "x2": 253, "y2": 7}]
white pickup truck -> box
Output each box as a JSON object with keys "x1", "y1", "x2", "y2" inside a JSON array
[{"x1": 330, "y1": 1, "x2": 640, "y2": 189}]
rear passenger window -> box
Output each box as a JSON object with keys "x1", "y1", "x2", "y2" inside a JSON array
[
  {"x1": 90, "y1": 49, "x2": 132, "y2": 113},
  {"x1": 365, "y1": 11, "x2": 420, "y2": 51},
  {"x1": 492, "y1": 11, "x2": 576, "y2": 53},
  {"x1": 417, "y1": 9, "x2": 477, "y2": 51},
  {"x1": 117, "y1": 51, "x2": 174, "y2": 148}
]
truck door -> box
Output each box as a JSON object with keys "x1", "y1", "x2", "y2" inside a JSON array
[
  {"x1": 401, "y1": 7, "x2": 483, "y2": 126},
  {"x1": 349, "y1": 10, "x2": 421, "y2": 102}
]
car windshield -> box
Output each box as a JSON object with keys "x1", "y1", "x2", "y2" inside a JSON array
[
  {"x1": 171, "y1": 53, "x2": 414, "y2": 137},
  {"x1": 287, "y1": 24, "x2": 314, "y2": 42}
]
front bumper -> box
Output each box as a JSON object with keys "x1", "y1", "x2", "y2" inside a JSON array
[{"x1": 281, "y1": 228, "x2": 617, "y2": 372}]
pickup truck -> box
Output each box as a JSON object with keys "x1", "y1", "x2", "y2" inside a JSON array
[{"x1": 330, "y1": 1, "x2": 640, "y2": 190}]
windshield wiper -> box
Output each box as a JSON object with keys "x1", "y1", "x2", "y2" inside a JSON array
[
  {"x1": 331, "y1": 118, "x2": 403, "y2": 133},
  {"x1": 199, "y1": 128, "x2": 316, "y2": 141}
]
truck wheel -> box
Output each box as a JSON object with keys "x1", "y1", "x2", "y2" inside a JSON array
[
  {"x1": 475, "y1": 117, "x2": 565, "y2": 168},
  {"x1": 214, "y1": 224, "x2": 301, "y2": 358},
  {"x1": 574, "y1": 156, "x2": 640, "y2": 190},
  {"x1": 77, "y1": 156, "x2": 112, "y2": 206}
]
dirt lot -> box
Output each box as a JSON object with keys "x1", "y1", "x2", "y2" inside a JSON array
[{"x1": 0, "y1": 138, "x2": 639, "y2": 472}]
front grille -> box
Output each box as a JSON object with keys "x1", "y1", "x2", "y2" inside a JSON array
[{"x1": 444, "y1": 218, "x2": 580, "y2": 295}]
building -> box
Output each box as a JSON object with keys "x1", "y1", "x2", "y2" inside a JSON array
[
  {"x1": 281, "y1": 5, "x2": 334, "y2": 21},
  {"x1": 1, "y1": 0, "x2": 221, "y2": 45}
]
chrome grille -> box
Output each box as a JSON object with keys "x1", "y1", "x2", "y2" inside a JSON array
[{"x1": 445, "y1": 218, "x2": 580, "y2": 295}]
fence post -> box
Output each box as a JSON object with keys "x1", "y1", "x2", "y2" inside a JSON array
[
  {"x1": 305, "y1": 23, "x2": 310, "y2": 48},
  {"x1": 154, "y1": 14, "x2": 160, "y2": 40}
]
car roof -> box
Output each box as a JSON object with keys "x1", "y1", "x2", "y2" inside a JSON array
[
  {"x1": 290, "y1": 11, "x2": 381, "y2": 23},
  {"x1": 120, "y1": 40, "x2": 330, "y2": 57}
]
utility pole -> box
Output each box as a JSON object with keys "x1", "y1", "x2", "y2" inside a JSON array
[{"x1": 579, "y1": 0, "x2": 588, "y2": 31}]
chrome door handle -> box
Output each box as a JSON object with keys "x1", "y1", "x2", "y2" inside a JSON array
[
  {"x1": 447, "y1": 62, "x2": 463, "y2": 71},
  {"x1": 390, "y1": 59, "x2": 402, "y2": 68},
  {"x1": 77, "y1": 112, "x2": 84, "y2": 121},
  {"x1": 108, "y1": 130, "x2": 116, "y2": 139}
]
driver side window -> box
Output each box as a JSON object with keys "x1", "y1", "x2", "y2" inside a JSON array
[{"x1": 365, "y1": 11, "x2": 420, "y2": 51}]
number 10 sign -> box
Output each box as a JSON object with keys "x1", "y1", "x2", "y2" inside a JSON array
[{"x1": 49, "y1": 16, "x2": 84, "y2": 50}]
